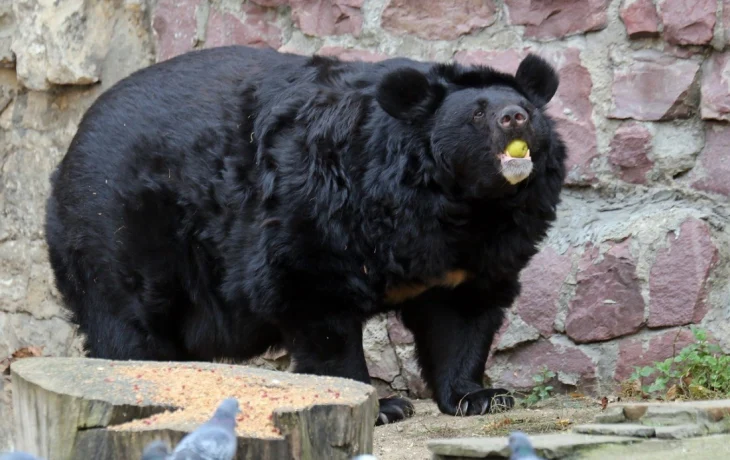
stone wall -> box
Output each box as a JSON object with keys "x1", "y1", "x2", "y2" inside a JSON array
[{"x1": 1, "y1": 0, "x2": 729, "y2": 444}]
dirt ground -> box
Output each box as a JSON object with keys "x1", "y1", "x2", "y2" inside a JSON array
[{"x1": 373, "y1": 396, "x2": 603, "y2": 460}]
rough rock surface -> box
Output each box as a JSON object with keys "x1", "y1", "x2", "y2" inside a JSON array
[
  {"x1": 565, "y1": 242, "x2": 645, "y2": 344},
  {"x1": 494, "y1": 311, "x2": 540, "y2": 351},
  {"x1": 385, "y1": 313, "x2": 413, "y2": 345},
  {"x1": 381, "y1": 0, "x2": 497, "y2": 41},
  {"x1": 204, "y1": 6, "x2": 282, "y2": 50},
  {"x1": 691, "y1": 124, "x2": 730, "y2": 196},
  {"x1": 658, "y1": 0, "x2": 716, "y2": 46},
  {"x1": 289, "y1": 0, "x2": 364, "y2": 37},
  {"x1": 251, "y1": 0, "x2": 290, "y2": 6},
  {"x1": 152, "y1": 0, "x2": 201, "y2": 62},
  {"x1": 12, "y1": 0, "x2": 118, "y2": 90},
  {"x1": 363, "y1": 315, "x2": 401, "y2": 383},
  {"x1": 0, "y1": 1, "x2": 14, "y2": 68},
  {"x1": 504, "y1": 0, "x2": 610, "y2": 40},
  {"x1": 648, "y1": 218, "x2": 718, "y2": 328},
  {"x1": 488, "y1": 339, "x2": 597, "y2": 391},
  {"x1": 610, "y1": 50, "x2": 700, "y2": 121},
  {"x1": 514, "y1": 247, "x2": 572, "y2": 337},
  {"x1": 609, "y1": 122, "x2": 654, "y2": 184},
  {"x1": 701, "y1": 53, "x2": 730, "y2": 121},
  {"x1": 317, "y1": 46, "x2": 388, "y2": 62},
  {"x1": 614, "y1": 329, "x2": 696, "y2": 381},
  {"x1": 725, "y1": 0, "x2": 730, "y2": 45},
  {"x1": 620, "y1": 0, "x2": 661, "y2": 38}
]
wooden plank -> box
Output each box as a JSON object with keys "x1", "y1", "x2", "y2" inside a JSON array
[{"x1": 10, "y1": 357, "x2": 378, "y2": 460}]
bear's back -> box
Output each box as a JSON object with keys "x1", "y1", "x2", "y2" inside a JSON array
[{"x1": 53, "y1": 46, "x2": 425, "y2": 190}]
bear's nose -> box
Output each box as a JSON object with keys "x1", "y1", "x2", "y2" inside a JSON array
[{"x1": 498, "y1": 105, "x2": 529, "y2": 129}]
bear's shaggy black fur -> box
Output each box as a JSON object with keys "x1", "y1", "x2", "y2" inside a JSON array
[{"x1": 45, "y1": 45, "x2": 567, "y2": 425}]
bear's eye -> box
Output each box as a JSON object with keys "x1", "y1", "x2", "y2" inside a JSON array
[{"x1": 473, "y1": 110, "x2": 485, "y2": 120}]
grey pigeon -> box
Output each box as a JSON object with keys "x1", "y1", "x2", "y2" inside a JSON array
[
  {"x1": 508, "y1": 431, "x2": 543, "y2": 460},
  {"x1": 352, "y1": 456, "x2": 378, "y2": 460},
  {"x1": 169, "y1": 397, "x2": 240, "y2": 460},
  {"x1": 141, "y1": 440, "x2": 172, "y2": 460},
  {"x1": 0, "y1": 452, "x2": 45, "y2": 460}
]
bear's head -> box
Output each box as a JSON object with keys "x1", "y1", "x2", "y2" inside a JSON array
[{"x1": 375, "y1": 54, "x2": 561, "y2": 199}]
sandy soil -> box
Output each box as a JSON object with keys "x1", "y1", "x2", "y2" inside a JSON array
[{"x1": 373, "y1": 396, "x2": 603, "y2": 460}]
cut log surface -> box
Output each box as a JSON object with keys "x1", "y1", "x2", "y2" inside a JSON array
[{"x1": 10, "y1": 357, "x2": 378, "y2": 460}]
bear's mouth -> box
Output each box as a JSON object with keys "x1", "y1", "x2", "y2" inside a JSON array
[{"x1": 498, "y1": 147, "x2": 533, "y2": 185}]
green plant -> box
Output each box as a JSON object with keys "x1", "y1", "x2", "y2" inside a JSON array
[
  {"x1": 524, "y1": 367, "x2": 556, "y2": 405},
  {"x1": 629, "y1": 326, "x2": 730, "y2": 399}
]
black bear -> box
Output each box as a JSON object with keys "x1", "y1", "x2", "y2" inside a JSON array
[{"x1": 45, "y1": 45, "x2": 567, "y2": 425}]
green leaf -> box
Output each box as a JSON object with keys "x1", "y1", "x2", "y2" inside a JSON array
[
  {"x1": 656, "y1": 361, "x2": 671, "y2": 374},
  {"x1": 640, "y1": 366, "x2": 655, "y2": 377},
  {"x1": 622, "y1": 327, "x2": 730, "y2": 399},
  {"x1": 693, "y1": 328, "x2": 707, "y2": 341}
]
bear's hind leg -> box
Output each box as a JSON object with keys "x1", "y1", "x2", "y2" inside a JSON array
[
  {"x1": 375, "y1": 397, "x2": 415, "y2": 426},
  {"x1": 69, "y1": 285, "x2": 188, "y2": 361},
  {"x1": 82, "y1": 311, "x2": 187, "y2": 361},
  {"x1": 279, "y1": 314, "x2": 414, "y2": 425}
]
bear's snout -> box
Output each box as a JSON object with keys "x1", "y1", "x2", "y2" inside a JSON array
[{"x1": 498, "y1": 105, "x2": 529, "y2": 130}]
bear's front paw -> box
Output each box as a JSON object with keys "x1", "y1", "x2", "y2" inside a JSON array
[
  {"x1": 375, "y1": 397, "x2": 415, "y2": 426},
  {"x1": 445, "y1": 388, "x2": 515, "y2": 416}
]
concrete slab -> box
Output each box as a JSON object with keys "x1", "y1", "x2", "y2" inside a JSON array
[
  {"x1": 615, "y1": 400, "x2": 730, "y2": 425},
  {"x1": 593, "y1": 407, "x2": 626, "y2": 424},
  {"x1": 574, "y1": 423, "x2": 655, "y2": 437},
  {"x1": 654, "y1": 424, "x2": 707, "y2": 439},
  {"x1": 427, "y1": 433, "x2": 640, "y2": 459},
  {"x1": 579, "y1": 434, "x2": 730, "y2": 460}
]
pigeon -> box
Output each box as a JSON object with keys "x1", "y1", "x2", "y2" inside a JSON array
[
  {"x1": 168, "y1": 397, "x2": 240, "y2": 460},
  {"x1": 508, "y1": 431, "x2": 543, "y2": 460},
  {"x1": 141, "y1": 440, "x2": 172, "y2": 460},
  {"x1": 352, "y1": 455, "x2": 378, "y2": 460},
  {"x1": 0, "y1": 452, "x2": 45, "y2": 460}
]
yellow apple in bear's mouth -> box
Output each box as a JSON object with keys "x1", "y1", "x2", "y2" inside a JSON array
[{"x1": 505, "y1": 139, "x2": 529, "y2": 158}]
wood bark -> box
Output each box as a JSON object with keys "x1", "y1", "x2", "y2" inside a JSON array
[{"x1": 10, "y1": 357, "x2": 378, "y2": 460}]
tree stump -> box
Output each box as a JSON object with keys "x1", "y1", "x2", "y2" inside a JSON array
[{"x1": 10, "y1": 357, "x2": 378, "y2": 460}]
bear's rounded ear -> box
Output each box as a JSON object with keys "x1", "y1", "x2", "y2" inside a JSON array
[
  {"x1": 376, "y1": 67, "x2": 445, "y2": 122},
  {"x1": 515, "y1": 54, "x2": 560, "y2": 107}
]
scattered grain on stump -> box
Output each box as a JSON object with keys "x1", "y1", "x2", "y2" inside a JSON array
[
  {"x1": 111, "y1": 365, "x2": 356, "y2": 438},
  {"x1": 10, "y1": 357, "x2": 378, "y2": 460}
]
